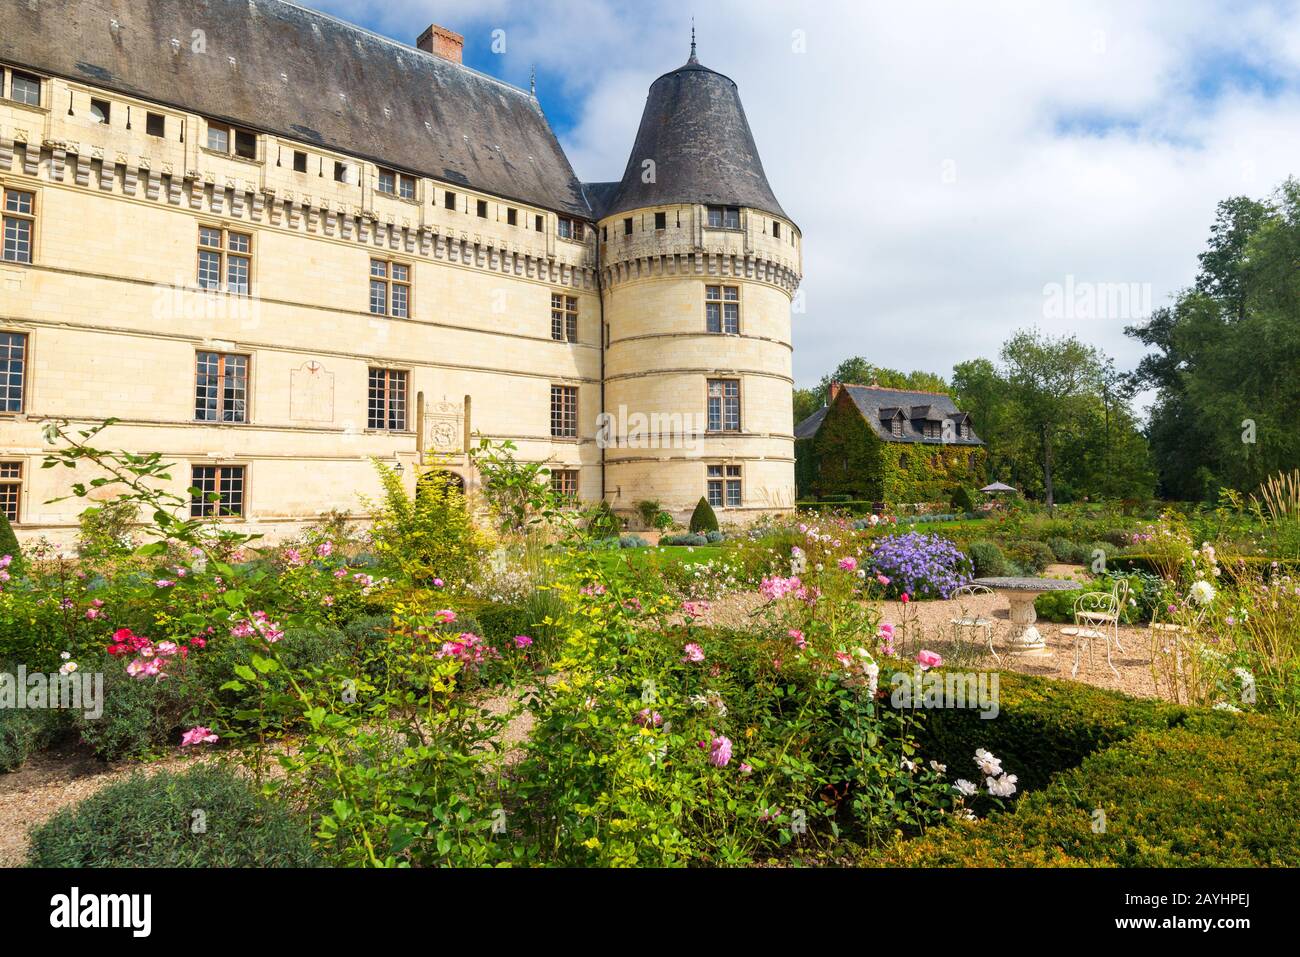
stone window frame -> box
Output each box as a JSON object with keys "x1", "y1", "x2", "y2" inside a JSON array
[
  {"x1": 706, "y1": 463, "x2": 742, "y2": 509},
  {"x1": 204, "y1": 121, "x2": 259, "y2": 161},
  {"x1": 705, "y1": 283, "x2": 741, "y2": 335},
  {"x1": 2, "y1": 185, "x2": 37, "y2": 265},
  {"x1": 190, "y1": 464, "x2": 248, "y2": 519},
  {"x1": 197, "y1": 224, "x2": 254, "y2": 295},
  {"x1": 557, "y1": 217, "x2": 585, "y2": 242},
  {"x1": 0, "y1": 460, "x2": 23, "y2": 523},
  {"x1": 550, "y1": 468, "x2": 579, "y2": 501},
  {"x1": 5, "y1": 68, "x2": 42, "y2": 107},
  {"x1": 194, "y1": 350, "x2": 250, "y2": 424},
  {"x1": 369, "y1": 258, "x2": 412, "y2": 318},
  {"x1": 550, "y1": 384, "x2": 579, "y2": 439},
  {"x1": 706, "y1": 378, "x2": 742, "y2": 433},
  {"x1": 551, "y1": 292, "x2": 578, "y2": 343},
  {"x1": 705, "y1": 205, "x2": 741, "y2": 230},
  {"x1": 367, "y1": 367, "x2": 409, "y2": 432},
  {"x1": 377, "y1": 167, "x2": 416, "y2": 201},
  {"x1": 0, "y1": 331, "x2": 27, "y2": 414}
]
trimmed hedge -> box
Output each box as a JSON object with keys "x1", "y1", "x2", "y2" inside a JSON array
[
  {"x1": 689, "y1": 497, "x2": 719, "y2": 534},
  {"x1": 905, "y1": 669, "x2": 1181, "y2": 792},
  {"x1": 871, "y1": 712, "x2": 1299, "y2": 866},
  {"x1": 27, "y1": 764, "x2": 318, "y2": 867}
]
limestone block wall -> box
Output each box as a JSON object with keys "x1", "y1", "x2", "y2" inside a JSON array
[
  {"x1": 598, "y1": 204, "x2": 800, "y2": 520},
  {"x1": 0, "y1": 76, "x2": 601, "y2": 545}
]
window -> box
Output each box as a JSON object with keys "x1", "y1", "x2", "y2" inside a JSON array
[
  {"x1": 535, "y1": 214, "x2": 544, "y2": 232},
  {"x1": 2, "y1": 188, "x2": 35, "y2": 264},
  {"x1": 623, "y1": 217, "x2": 633, "y2": 236},
  {"x1": 922, "y1": 421, "x2": 941, "y2": 439},
  {"x1": 445, "y1": 191, "x2": 457, "y2": 211},
  {"x1": 292, "y1": 150, "x2": 308, "y2": 173},
  {"x1": 476, "y1": 199, "x2": 488, "y2": 218},
  {"x1": 655, "y1": 211, "x2": 667, "y2": 230},
  {"x1": 191, "y1": 465, "x2": 245, "y2": 518},
  {"x1": 558, "y1": 217, "x2": 584, "y2": 241},
  {"x1": 378, "y1": 169, "x2": 415, "y2": 199},
  {"x1": 334, "y1": 161, "x2": 348, "y2": 183},
  {"x1": 707, "y1": 205, "x2": 741, "y2": 229},
  {"x1": 0, "y1": 332, "x2": 26, "y2": 412},
  {"x1": 707, "y1": 379, "x2": 741, "y2": 432},
  {"x1": 705, "y1": 285, "x2": 740, "y2": 334},
  {"x1": 194, "y1": 352, "x2": 248, "y2": 423},
  {"x1": 197, "y1": 226, "x2": 252, "y2": 294},
  {"x1": 89, "y1": 98, "x2": 110, "y2": 124},
  {"x1": 207, "y1": 123, "x2": 257, "y2": 159},
  {"x1": 0, "y1": 462, "x2": 21, "y2": 522},
  {"x1": 551, "y1": 469, "x2": 579, "y2": 500},
  {"x1": 890, "y1": 416, "x2": 903, "y2": 438},
  {"x1": 550, "y1": 385, "x2": 578, "y2": 438},
  {"x1": 368, "y1": 368, "x2": 408, "y2": 431},
  {"x1": 772, "y1": 221, "x2": 781, "y2": 239},
  {"x1": 707, "y1": 464, "x2": 742, "y2": 509},
  {"x1": 369, "y1": 260, "x2": 411, "y2": 318},
  {"x1": 10, "y1": 71, "x2": 40, "y2": 107},
  {"x1": 507, "y1": 208, "x2": 518, "y2": 226},
  {"x1": 235, "y1": 130, "x2": 257, "y2": 159},
  {"x1": 145, "y1": 112, "x2": 166, "y2": 137},
  {"x1": 601, "y1": 226, "x2": 608, "y2": 242},
  {"x1": 959, "y1": 420, "x2": 971, "y2": 439},
  {"x1": 551, "y1": 293, "x2": 578, "y2": 342}
]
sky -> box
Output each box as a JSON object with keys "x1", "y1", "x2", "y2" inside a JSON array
[{"x1": 303, "y1": 0, "x2": 1300, "y2": 398}]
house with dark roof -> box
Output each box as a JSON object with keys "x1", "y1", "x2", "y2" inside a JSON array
[{"x1": 794, "y1": 382, "x2": 986, "y2": 504}]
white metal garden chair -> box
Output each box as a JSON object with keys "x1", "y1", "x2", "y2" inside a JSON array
[
  {"x1": 948, "y1": 584, "x2": 999, "y2": 663},
  {"x1": 1077, "y1": 576, "x2": 1130, "y2": 652},
  {"x1": 1066, "y1": 592, "x2": 1121, "y2": 680}
]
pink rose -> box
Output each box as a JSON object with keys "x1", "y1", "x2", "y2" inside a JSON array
[
  {"x1": 707, "y1": 735, "x2": 733, "y2": 768},
  {"x1": 181, "y1": 726, "x2": 219, "y2": 747},
  {"x1": 682, "y1": 642, "x2": 705, "y2": 663},
  {"x1": 917, "y1": 649, "x2": 943, "y2": 670}
]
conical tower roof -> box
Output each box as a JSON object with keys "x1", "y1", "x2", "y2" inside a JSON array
[{"x1": 603, "y1": 45, "x2": 787, "y2": 221}]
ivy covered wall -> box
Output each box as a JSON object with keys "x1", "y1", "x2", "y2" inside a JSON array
[{"x1": 800, "y1": 393, "x2": 987, "y2": 502}]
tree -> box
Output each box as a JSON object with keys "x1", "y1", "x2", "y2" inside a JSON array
[{"x1": 999, "y1": 330, "x2": 1104, "y2": 507}]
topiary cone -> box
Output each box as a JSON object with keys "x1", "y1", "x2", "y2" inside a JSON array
[{"x1": 689, "y1": 497, "x2": 719, "y2": 534}]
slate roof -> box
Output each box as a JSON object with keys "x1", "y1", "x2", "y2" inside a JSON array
[
  {"x1": 0, "y1": 0, "x2": 591, "y2": 217},
  {"x1": 794, "y1": 384, "x2": 984, "y2": 446},
  {"x1": 602, "y1": 51, "x2": 788, "y2": 221}
]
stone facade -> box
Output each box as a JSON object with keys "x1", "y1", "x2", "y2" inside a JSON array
[{"x1": 0, "y1": 3, "x2": 800, "y2": 543}]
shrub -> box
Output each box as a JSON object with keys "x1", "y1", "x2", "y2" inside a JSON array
[
  {"x1": 365, "y1": 463, "x2": 484, "y2": 587},
  {"x1": 653, "y1": 511, "x2": 675, "y2": 531},
  {"x1": 27, "y1": 764, "x2": 319, "y2": 867},
  {"x1": 705, "y1": 530, "x2": 724, "y2": 544},
  {"x1": 1007, "y1": 540, "x2": 1054, "y2": 575},
  {"x1": 871, "y1": 713, "x2": 1299, "y2": 867},
  {"x1": 635, "y1": 499, "x2": 662, "y2": 529},
  {"x1": 868, "y1": 532, "x2": 972, "y2": 599},
  {"x1": 0, "y1": 512, "x2": 22, "y2": 576},
  {"x1": 950, "y1": 486, "x2": 976, "y2": 514},
  {"x1": 75, "y1": 498, "x2": 139, "y2": 559},
  {"x1": 661, "y1": 533, "x2": 710, "y2": 547},
  {"x1": 0, "y1": 707, "x2": 64, "y2": 772},
  {"x1": 586, "y1": 501, "x2": 622, "y2": 539},
  {"x1": 74, "y1": 654, "x2": 188, "y2": 761},
  {"x1": 689, "y1": 497, "x2": 719, "y2": 534},
  {"x1": 1047, "y1": 537, "x2": 1077, "y2": 563},
  {"x1": 618, "y1": 534, "x2": 649, "y2": 549},
  {"x1": 966, "y1": 540, "x2": 1008, "y2": 578}
]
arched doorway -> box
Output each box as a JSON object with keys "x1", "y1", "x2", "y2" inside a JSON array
[{"x1": 417, "y1": 469, "x2": 465, "y2": 498}]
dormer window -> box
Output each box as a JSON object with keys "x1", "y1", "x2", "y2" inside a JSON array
[
  {"x1": 207, "y1": 123, "x2": 258, "y2": 160},
  {"x1": 891, "y1": 417, "x2": 903, "y2": 438},
  {"x1": 8, "y1": 70, "x2": 41, "y2": 107},
  {"x1": 558, "y1": 217, "x2": 584, "y2": 241},
  {"x1": 707, "y1": 205, "x2": 741, "y2": 229},
  {"x1": 378, "y1": 168, "x2": 415, "y2": 199},
  {"x1": 959, "y1": 419, "x2": 971, "y2": 439}
]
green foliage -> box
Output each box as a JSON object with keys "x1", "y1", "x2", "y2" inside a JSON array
[
  {"x1": 689, "y1": 497, "x2": 719, "y2": 534},
  {"x1": 74, "y1": 653, "x2": 188, "y2": 761},
  {"x1": 27, "y1": 764, "x2": 319, "y2": 867},
  {"x1": 75, "y1": 498, "x2": 139, "y2": 560},
  {"x1": 966, "y1": 540, "x2": 1008, "y2": 577},
  {"x1": 1005, "y1": 540, "x2": 1054, "y2": 574},
  {"x1": 0, "y1": 512, "x2": 22, "y2": 575},
  {"x1": 950, "y1": 485, "x2": 976, "y2": 514},
  {"x1": 470, "y1": 438, "x2": 562, "y2": 534},
  {"x1": 0, "y1": 707, "x2": 62, "y2": 772},
  {"x1": 1129, "y1": 182, "x2": 1300, "y2": 500},
  {"x1": 365, "y1": 462, "x2": 484, "y2": 587},
  {"x1": 873, "y1": 713, "x2": 1299, "y2": 866},
  {"x1": 586, "y1": 500, "x2": 622, "y2": 539}
]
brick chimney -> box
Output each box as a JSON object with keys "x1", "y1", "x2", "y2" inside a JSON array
[
  {"x1": 828, "y1": 380, "x2": 843, "y2": 404},
  {"x1": 417, "y1": 24, "x2": 464, "y2": 63}
]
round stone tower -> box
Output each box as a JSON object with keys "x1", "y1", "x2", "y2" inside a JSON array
[{"x1": 597, "y1": 42, "x2": 802, "y2": 524}]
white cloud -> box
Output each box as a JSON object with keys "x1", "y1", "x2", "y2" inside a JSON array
[{"x1": 308, "y1": 0, "x2": 1300, "y2": 389}]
